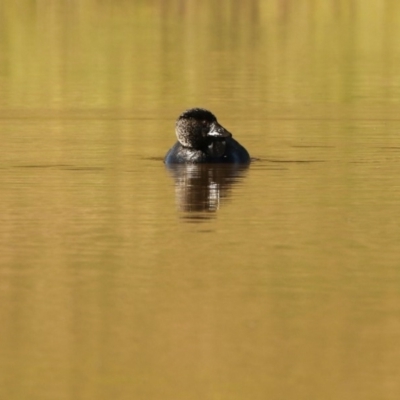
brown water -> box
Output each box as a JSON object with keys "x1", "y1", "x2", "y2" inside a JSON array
[{"x1": 1, "y1": 1, "x2": 400, "y2": 399}]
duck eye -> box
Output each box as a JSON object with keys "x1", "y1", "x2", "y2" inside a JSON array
[{"x1": 202, "y1": 120, "x2": 207, "y2": 125}]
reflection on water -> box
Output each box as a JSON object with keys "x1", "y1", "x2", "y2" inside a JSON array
[{"x1": 166, "y1": 163, "x2": 249, "y2": 219}]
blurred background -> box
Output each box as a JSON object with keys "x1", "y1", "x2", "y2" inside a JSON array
[{"x1": 1, "y1": 1, "x2": 400, "y2": 399}]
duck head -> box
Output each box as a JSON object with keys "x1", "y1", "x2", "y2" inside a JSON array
[{"x1": 175, "y1": 108, "x2": 232, "y2": 150}]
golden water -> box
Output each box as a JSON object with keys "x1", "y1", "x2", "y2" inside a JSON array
[{"x1": 1, "y1": 1, "x2": 400, "y2": 399}]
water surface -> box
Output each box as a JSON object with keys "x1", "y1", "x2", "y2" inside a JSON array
[{"x1": 1, "y1": 2, "x2": 400, "y2": 399}]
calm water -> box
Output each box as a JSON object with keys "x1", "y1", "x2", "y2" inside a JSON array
[{"x1": 1, "y1": 1, "x2": 400, "y2": 399}]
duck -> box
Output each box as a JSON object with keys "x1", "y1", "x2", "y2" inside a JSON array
[{"x1": 164, "y1": 108, "x2": 250, "y2": 164}]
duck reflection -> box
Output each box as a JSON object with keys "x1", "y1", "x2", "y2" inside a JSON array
[{"x1": 166, "y1": 164, "x2": 249, "y2": 220}]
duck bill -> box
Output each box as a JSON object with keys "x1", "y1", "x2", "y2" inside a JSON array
[{"x1": 207, "y1": 122, "x2": 232, "y2": 138}]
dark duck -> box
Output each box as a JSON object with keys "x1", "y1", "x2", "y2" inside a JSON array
[{"x1": 164, "y1": 108, "x2": 250, "y2": 164}]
